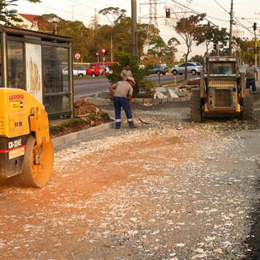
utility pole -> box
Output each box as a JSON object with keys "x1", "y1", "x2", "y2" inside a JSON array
[
  {"x1": 229, "y1": 0, "x2": 234, "y2": 55},
  {"x1": 253, "y1": 22, "x2": 258, "y2": 66},
  {"x1": 111, "y1": 36, "x2": 113, "y2": 62},
  {"x1": 131, "y1": 0, "x2": 139, "y2": 58}
]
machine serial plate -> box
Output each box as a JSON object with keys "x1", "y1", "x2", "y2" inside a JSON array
[{"x1": 9, "y1": 147, "x2": 25, "y2": 160}]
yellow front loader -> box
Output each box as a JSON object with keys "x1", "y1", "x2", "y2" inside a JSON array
[{"x1": 0, "y1": 89, "x2": 54, "y2": 187}]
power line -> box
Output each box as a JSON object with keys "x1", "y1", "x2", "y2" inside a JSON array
[
  {"x1": 211, "y1": 0, "x2": 230, "y2": 15},
  {"x1": 168, "y1": 0, "x2": 219, "y2": 27},
  {"x1": 233, "y1": 16, "x2": 254, "y2": 35}
]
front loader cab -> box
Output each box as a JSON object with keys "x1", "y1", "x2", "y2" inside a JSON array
[
  {"x1": 191, "y1": 56, "x2": 253, "y2": 122},
  {"x1": 205, "y1": 57, "x2": 238, "y2": 76}
]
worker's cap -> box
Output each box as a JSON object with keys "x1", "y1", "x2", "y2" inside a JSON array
[{"x1": 127, "y1": 76, "x2": 136, "y2": 83}]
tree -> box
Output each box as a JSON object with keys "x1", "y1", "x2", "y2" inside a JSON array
[
  {"x1": 36, "y1": 14, "x2": 93, "y2": 61},
  {"x1": 99, "y1": 7, "x2": 153, "y2": 62},
  {"x1": 239, "y1": 38, "x2": 258, "y2": 64},
  {"x1": 195, "y1": 23, "x2": 228, "y2": 53},
  {"x1": 189, "y1": 55, "x2": 204, "y2": 65},
  {"x1": 168, "y1": 37, "x2": 180, "y2": 65},
  {"x1": 0, "y1": 0, "x2": 40, "y2": 25},
  {"x1": 98, "y1": 7, "x2": 127, "y2": 24},
  {"x1": 148, "y1": 36, "x2": 172, "y2": 64},
  {"x1": 106, "y1": 51, "x2": 155, "y2": 95},
  {"x1": 175, "y1": 13, "x2": 206, "y2": 80}
]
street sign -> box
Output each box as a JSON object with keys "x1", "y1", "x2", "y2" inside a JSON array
[{"x1": 75, "y1": 52, "x2": 81, "y2": 60}]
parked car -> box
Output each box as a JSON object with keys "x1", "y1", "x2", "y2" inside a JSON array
[
  {"x1": 62, "y1": 66, "x2": 87, "y2": 77},
  {"x1": 86, "y1": 62, "x2": 118, "y2": 77},
  {"x1": 147, "y1": 64, "x2": 169, "y2": 75},
  {"x1": 171, "y1": 62, "x2": 202, "y2": 75}
]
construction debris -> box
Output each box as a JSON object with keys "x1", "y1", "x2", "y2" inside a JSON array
[{"x1": 74, "y1": 98, "x2": 105, "y2": 117}]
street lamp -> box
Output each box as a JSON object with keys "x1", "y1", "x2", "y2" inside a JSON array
[{"x1": 96, "y1": 52, "x2": 99, "y2": 62}]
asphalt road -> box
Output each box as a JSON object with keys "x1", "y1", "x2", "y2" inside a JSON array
[{"x1": 73, "y1": 74, "x2": 198, "y2": 99}]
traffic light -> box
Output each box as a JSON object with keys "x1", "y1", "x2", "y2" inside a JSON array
[
  {"x1": 253, "y1": 22, "x2": 257, "y2": 31},
  {"x1": 166, "y1": 8, "x2": 171, "y2": 18}
]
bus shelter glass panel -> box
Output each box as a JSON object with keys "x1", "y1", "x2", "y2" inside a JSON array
[
  {"x1": 42, "y1": 45, "x2": 70, "y2": 114},
  {"x1": 7, "y1": 41, "x2": 25, "y2": 90}
]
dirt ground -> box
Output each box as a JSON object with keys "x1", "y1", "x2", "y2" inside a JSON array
[{"x1": 1, "y1": 100, "x2": 260, "y2": 260}]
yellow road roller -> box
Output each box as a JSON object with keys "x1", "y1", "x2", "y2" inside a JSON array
[{"x1": 0, "y1": 88, "x2": 54, "y2": 187}]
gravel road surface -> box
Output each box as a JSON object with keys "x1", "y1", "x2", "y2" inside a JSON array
[{"x1": 1, "y1": 101, "x2": 260, "y2": 260}]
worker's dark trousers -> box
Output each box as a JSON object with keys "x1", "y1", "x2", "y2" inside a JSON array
[
  {"x1": 113, "y1": 96, "x2": 134, "y2": 127},
  {"x1": 246, "y1": 78, "x2": 257, "y2": 93}
]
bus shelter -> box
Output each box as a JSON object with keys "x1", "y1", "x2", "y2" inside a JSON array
[{"x1": 0, "y1": 26, "x2": 74, "y2": 118}]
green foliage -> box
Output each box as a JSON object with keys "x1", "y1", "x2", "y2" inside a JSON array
[
  {"x1": 106, "y1": 51, "x2": 145, "y2": 83},
  {"x1": 175, "y1": 13, "x2": 206, "y2": 79},
  {"x1": 98, "y1": 7, "x2": 127, "y2": 24},
  {"x1": 35, "y1": 9, "x2": 150, "y2": 62},
  {"x1": 0, "y1": 0, "x2": 40, "y2": 25},
  {"x1": 189, "y1": 55, "x2": 204, "y2": 64},
  {"x1": 49, "y1": 118, "x2": 83, "y2": 133},
  {"x1": 137, "y1": 79, "x2": 156, "y2": 93},
  {"x1": 195, "y1": 23, "x2": 228, "y2": 52},
  {"x1": 148, "y1": 36, "x2": 172, "y2": 63},
  {"x1": 106, "y1": 51, "x2": 155, "y2": 93}
]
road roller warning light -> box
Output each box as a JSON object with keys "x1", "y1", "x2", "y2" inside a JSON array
[{"x1": 0, "y1": 89, "x2": 54, "y2": 187}]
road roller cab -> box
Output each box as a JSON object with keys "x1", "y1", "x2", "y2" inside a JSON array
[{"x1": 0, "y1": 88, "x2": 54, "y2": 187}]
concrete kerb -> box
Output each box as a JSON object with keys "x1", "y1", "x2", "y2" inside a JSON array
[
  {"x1": 52, "y1": 121, "x2": 115, "y2": 148},
  {"x1": 87, "y1": 97, "x2": 184, "y2": 107}
]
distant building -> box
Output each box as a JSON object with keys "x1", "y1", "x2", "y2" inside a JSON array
[{"x1": 14, "y1": 13, "x2": 39, "y2": 31}]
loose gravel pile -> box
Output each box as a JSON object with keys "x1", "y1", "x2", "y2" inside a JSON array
[{"x1": 0, "y1": 101, "x2": 260, "y2": 260}]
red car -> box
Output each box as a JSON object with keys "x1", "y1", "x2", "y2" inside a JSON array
[{"x1": 86, "y1": 62, "x2": 118, "y2": 77}]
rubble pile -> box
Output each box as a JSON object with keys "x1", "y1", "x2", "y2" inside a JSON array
[
  {"x1": 74, "y1": 98, "x2": 107, "y2": 117},
  {"x1": 49, "y1": 98, "x2": 110, "y2": 138}
]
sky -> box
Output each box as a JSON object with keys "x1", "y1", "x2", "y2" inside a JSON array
[{"x1": 15, "y1": 0, "x2": 260, "y2": 59}]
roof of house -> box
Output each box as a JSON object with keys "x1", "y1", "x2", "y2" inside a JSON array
[{"x1": 18, "y1": 14, "x2": 38, "y2": 23}]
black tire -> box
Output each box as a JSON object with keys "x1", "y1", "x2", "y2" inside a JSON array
[
  {"x1": 162, "y1": 73, "x2": 166, "y2": 75},
  {"x1": 91, "y1": 73, "x2": 96, "y2": 77},
  {"x1": 156, "y1": 71, "x2": 161, "y2": 75},
  {"x1": 191, "y1": 89, "x2": 203, "y2": 122},
  {"x1": 191, "y1": 70, "x2": 197, "y2": 75},
  {"x1": 241, "y1": 94, "x2": 254, "y2": 120},
  {"x1": 78, "y1": 73, "x2": 83, "y2": 77},
  {"x1": 172, "y1": 70, "x2": 178, "y2": 75}
]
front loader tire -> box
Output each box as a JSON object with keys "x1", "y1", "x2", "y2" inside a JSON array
[
  {"x1": 241, "y1": 94, "x2": 254, "y2": 120},
  {"x1": 191, "y1": 89, "x2": 203, "y2": 122}
]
